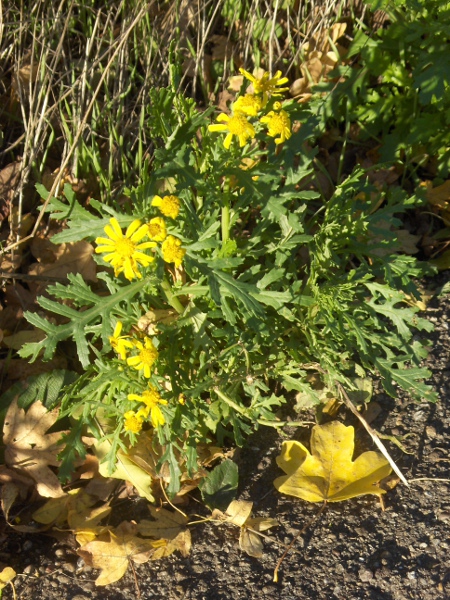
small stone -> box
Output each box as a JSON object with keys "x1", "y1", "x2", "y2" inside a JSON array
[
  {"x1": 22, "y1": 540, "x2": 33, "y2": 552},
  {"x1": 407, "y1": 571, "x2": 417, "y2": 580},
  {"x1": 58, "y1": 574, "x2": 71, "y2": 584},
  {"x1": 63, "y1": 562, "x2": 76, "y2": 573},
  {"x1": 359, "y1": 568, "x2": 373, "y2": 582},
  {"x1": 55, "y1": 548, "x2": 65, "y2": 558},
  {"x1": 426, "y1": 425, "x2": 437, "y2": 438},
  {"x1": 23, "y1": 565, "x2": 35, "y2": 575}
]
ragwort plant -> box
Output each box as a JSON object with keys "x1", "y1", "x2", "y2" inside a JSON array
[{"x1": 20, "y1": 68, "x2": 437, "y2": 495}]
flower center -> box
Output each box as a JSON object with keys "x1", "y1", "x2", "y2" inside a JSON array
[
  {"x1": 139, "y1": 347, "x2": 157, "y2": 366},
  {"x1": 115, "y1": 238, "x2": 135, "y2": 258},
  {"x1": 228, "y1": 114, "x2": 251, "y2": 135},
  {"x1": 142, "y1": 391, "x2": 158, "y2": 408},
  {"x1": 269, "y1": 114, "x2": 286, "y2": 133}
]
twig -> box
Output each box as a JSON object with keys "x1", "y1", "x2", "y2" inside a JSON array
[
  {"x1": 335, "y1": 381, "x2": 409, "y2": 487},
  {"x1": 273, "y1": 501, "x2": 327, "y2": 583}
]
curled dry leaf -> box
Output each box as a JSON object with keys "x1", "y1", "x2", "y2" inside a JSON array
[
  {"x1": 274, "y1": 421, "x2": 392, "y2": 503},
  {"x1": 212, "y1": 500, "x2": 278, "y2": 558}
]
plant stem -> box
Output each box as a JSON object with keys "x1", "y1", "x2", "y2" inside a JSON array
[
  {"x1": 214, "y1": 387, "x2": 248, "y2": 416},
  {"x1": 221, "y1": 178, "x2": 231, "y2": 245},
  {"x1": 160, "y1": 277, "x2": 185, "y2": 314}
]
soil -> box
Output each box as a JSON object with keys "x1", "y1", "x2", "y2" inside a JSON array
[{"x1": 1, "y1": 274, "x2": 450, "y2": 600}]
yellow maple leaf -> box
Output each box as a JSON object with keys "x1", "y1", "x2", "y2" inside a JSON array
[
  {"x1": 3, "y1": 398, "x2": 66, "y2": 498},
  {"x1": 274, "y1": 421, "x2": 392, "y2": 502},
  {"x1": 78, "y1": 526, "x2": 159, "y2": 586}
]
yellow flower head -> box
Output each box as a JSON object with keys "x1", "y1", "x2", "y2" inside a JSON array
[
  {"x1": 128, "y1": 385, "x2": 168, "y2": 428},
  {"x1": 127, "y1": 336, "x2": 158, "y2": 378},
  {"x1": 124, "y1": 410, "x2": 144, "y2": 433},
  {"x1": 147, "y1": 217, "x2": 167, "y2": 242},
  {"x1": 239, "y1": 68, "x2": 289, "y2": 99},
  {"x1": 232, "y1": 94, "x2": 265, "y2": 117},
  {"x1": 109, "y1": 321, "x2": 134, "y2": 360},
  {"x1": 161, "y1": 235, "x2": 186, "y2": 268},
  {"x1": 95, "y1": 218, "x2": 157, "y2": 281},
  {"x1": 151, "y1": 195, "x2": 180, "y2": 219},
  {"x1": 208, "y1": 113, "x2": 255, "y2": 150},
  {"x1": 260, "y1": 109, "x2": 292, "y2": 145}
]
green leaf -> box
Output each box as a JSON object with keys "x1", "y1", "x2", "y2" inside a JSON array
[
  {"x1": 199, "y1": 459, "x2": 239, "y2": 510},
  {"x1": 19, "y1": 275, "x2": 148, "y2": 368}
]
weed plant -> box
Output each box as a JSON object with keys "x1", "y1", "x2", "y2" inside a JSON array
[
  {"x1": 20, "y1": 61, "x2": 437, "y2": 494},
  {"x1": 2, "y1": 0, "x2": 446, "y2": 496}
]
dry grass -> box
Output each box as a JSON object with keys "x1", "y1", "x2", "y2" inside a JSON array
[{"x1": 0, "y1": 0, "x2": 357, "y2": 256}]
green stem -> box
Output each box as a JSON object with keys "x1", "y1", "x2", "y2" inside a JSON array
[
  {"x1": 160, "y1": 277, "x2": 185, "y2": 314},
  {"x1": 221, "y1": 178, "x2": 231, "y2": 245},
  {"x1": 214, "y1": 387, "x2": 248, "y2": 417}
]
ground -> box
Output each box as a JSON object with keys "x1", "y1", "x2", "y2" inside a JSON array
[{"x1": 1, "y1": 275, "x2": 449, "y2": 600}]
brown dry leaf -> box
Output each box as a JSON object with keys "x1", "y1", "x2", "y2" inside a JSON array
[
  {"x1": 78, "y1": 527, "x2": 159, "y2": 586},
  {"x1": 396, "y1": 229, "x2": 421, "y2": 254},
  {"x1": 28, "y1": 239, "x2": 97, "y2": 281},
  {"x1": 2, "y1": 328, "x2": 46, "y2": 350},
  {"x1": 3, "y1": 398, "x2": 66, "y2": 498},
  {"x1": 426, "y1": 179, "x2": 450, "y2": 209},
  {"x1": 0, "y1": 355, "x2": 67, "y2": 382},
  {"x1": 0, "y1": 482, "x2": 45, "y2": 532},
  {"x1": 0, "y1": 161, "x2": 21, "y2": 222}
]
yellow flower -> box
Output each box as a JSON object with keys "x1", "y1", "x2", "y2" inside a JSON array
[
  {"x1": 95, "y1": 218, "x2": 157, "y2": 280},
  {"x1": 232, "y1": 94, "x2": 265, "y2": 116},
  {"x1": 260, "y1": 110, "x2": 292, "y2": 145},
  {"x1": 239, "y1": 68, "x2": 289, "y2": 99},
  {"x1": 128, "y1": 385, "x2": 168, "y2": 428},
  {"x1": 147, "y1": 217, "x2": 167, "y2": 242},
  {"x1": 161, "y1": 235, "x2": 186, "y2": 268},
  {"x1": 127, "y1": 337, "x2": 158, "y2": 378},
  {"x1": 124, "y1": 410, "x2": 144, "y2": 433},
  {"x1": 208, "y1": 113, "x2": 255, "y2": 150},
  {"x1": 109, "y1": 321, "x2": 134, "y2": 360},
  {"x1": 151, "y1": 195, "x2": 180, "y2": 219}
]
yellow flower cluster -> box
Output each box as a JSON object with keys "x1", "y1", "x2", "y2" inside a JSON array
[
  {"x1": 95, "y1": 196, "x2": 185, "y2": 280},
  {"x1": 109, "y1": 321, "x2": 168, "y2": 434},
  {"x1": 208, "y1": 69, "x2": 292, "y2": 149}
]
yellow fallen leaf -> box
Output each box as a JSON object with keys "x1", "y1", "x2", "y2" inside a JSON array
[
  {"x1": 150, "y1": 530, "x2": 192, "y2": 560},
  {"x1": 137, "y1": 506, "x2": 188, "y2": 539},
  {"x1": 78, "y1": 528, "x2": 158, "y2": 586},
  {"x1": 274, "y1": 421, "x2": 392, "y2": 502},
  {"x1": 94, "y1": 440, "x2": 155, "y2": 503},
  {"x1": 0, "y1": 566, "x2": 16, "y2": 590}
]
